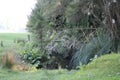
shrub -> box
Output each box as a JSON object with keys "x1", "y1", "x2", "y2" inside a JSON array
[
  {"x1": 18, "y1": 42, "x2": 41, "y2": 62},
  {"x1": 17, "y1": 42, "x2": 49, "y2": 69}
]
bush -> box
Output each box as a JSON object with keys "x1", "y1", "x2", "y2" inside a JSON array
[
  {"x1": 17, "y1": 42, "x2": 49, "y2": 69},
  {"x1": 18, "y1": 42, "x2": 40, "y2": 60}
]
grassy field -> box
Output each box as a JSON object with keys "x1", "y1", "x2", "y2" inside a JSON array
[
  {"x1": 0, "y1": 53, "x2": 120, "y2": 80},
  {"x1": 0, "y1": 33, "x2": 28, "y2": 41},
  {"x1": 0, "y1": 33, "x2": 28, "y2": 54},
  {"x1": 0, "y1": 33, "x2": 120, "y2": 80}
]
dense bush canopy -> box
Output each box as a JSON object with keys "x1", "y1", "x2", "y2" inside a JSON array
[{"x1": 26, "y1": 0, "x2": 120, "y2": 69}]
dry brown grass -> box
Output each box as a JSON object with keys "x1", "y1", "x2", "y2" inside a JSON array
[
  {"x1": 0, "y1": 51, "x2": 29, "y2": 71},
  {"x1": 1, "y1": 51, "x2": 15, "y2": 68},
  {"x1": 11, "y1": 64, "x2": 29, "y2": 71}
]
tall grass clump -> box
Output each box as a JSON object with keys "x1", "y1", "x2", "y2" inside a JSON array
[
  {"x1": 0, "y1": 51, "x2": 15, "y2": 68},
  {"x1": 0, "y1": 50, "x2": 29, "y2": 71}
]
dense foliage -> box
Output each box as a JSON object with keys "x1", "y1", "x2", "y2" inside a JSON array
[{"x1": 26, "y1": 0, "x2": 120, "y2": 69}]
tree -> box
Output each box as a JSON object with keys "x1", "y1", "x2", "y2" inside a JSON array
[{"x1": 27, "y1": 0, "x2": 120, "y2": 69}]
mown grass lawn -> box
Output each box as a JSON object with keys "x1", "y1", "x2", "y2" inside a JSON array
[{"x1": 0, "y1": 53, "x2": 120, "y2": 80}]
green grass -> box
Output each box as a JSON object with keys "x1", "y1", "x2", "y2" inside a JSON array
[
  {"x1": 72, "y1": 53, "x2": 120, "y2": 80},
  {"x1": 0, "y1": 53, "x2": 120, "y2": 80},
  {"x1": 0, "y1": 33, "x2": 28, "y2": 54},
  {"x1": 0, "y1": 33, "x2": 28, "y2": 41}
]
